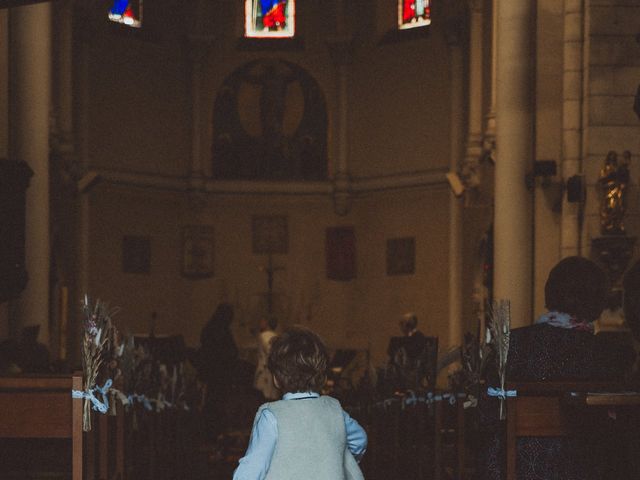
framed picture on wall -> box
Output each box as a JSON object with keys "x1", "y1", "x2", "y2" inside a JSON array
[
  {"x1": 326, "y1": 226, "x2": 356, "y2": 281},
  {"x1": 386, "y1": 237, "x2": 416, "y2": 276},
  {"x1": 122, "y1": 235, "x2": 151, "y2": 274},
  {"x1": 252, "y1": 215, "x2": 288, "y2": 254},
  {"x1": 182, "y1": 225, "x2": 214, "y2": 278}
]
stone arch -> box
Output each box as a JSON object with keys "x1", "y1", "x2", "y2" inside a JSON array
[{"x1": 212, "y1": 59, "x2": 328, "y2": 181}]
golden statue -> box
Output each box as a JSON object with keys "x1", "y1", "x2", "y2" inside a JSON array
[{"x1": 599, "y1": 150, "x2": 630, "y2": 235}]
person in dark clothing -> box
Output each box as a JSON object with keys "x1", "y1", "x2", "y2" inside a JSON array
[
  {"x1": 198, "y1": 302, "x2": 239, "y2": 440},
  {"x1": 478, "y1": 256, "x2": 634, "y2": 480}
]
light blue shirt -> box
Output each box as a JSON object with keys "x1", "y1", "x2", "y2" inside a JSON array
[{"x1": 233, "y1": 392, "x2": 367, "y2": 480}]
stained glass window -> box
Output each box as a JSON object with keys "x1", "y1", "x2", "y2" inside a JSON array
[
  {"x1": 398, "y1": 0, "x2": 431, "y2": 30},
  {"x1": 108, "y1": 0, "x2": 142, "y2": 28},
  {"x1": 245, "y1": 0, "x2": 295, "y2": 38}
]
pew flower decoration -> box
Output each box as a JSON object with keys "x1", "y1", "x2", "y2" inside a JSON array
[
  {"x1": 78, "y1": 295, "x2": 118, "y2": 431},
  {"x1": 488, "y1": 299, "x2": 511, "y2": 420}
]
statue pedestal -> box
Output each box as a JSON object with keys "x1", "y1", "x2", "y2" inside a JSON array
[{"x1": 591, "y1": 235, "x2": 637, "y2": 287}]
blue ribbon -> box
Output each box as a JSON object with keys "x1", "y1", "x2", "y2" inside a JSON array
[
  {"x1": 72, "y1": 379, "x2": 113, "y2": 414},
  {"x1": 127, "y1": 393, "x2": 154, "y2": 411},
  {"x1": 487, "y1": 387, "x2": 517, "y2": 400}
]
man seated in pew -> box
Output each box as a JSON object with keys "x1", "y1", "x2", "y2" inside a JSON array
[{"x1": 477, "y1": 256, "x2": 635, "y2": 480}]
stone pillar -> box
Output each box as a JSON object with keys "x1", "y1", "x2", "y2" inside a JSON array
[
  {"x1": 561, "y1": 0, "x2": 584, "y2": 257},
  {"x1": 447, "y1": 31, "x2": 464, "y2": 348},
  {"x1": 461, "y1": 0, "x2": 484, "y2": 190},
  {"x1": 484, "y1": 0, "x2": 498, "y2": 157},
  {"x1": 494, "y1": 0, "x2": 534, "y2": 327},
  {"x1": 328, "y1": 0, "x2": 353, "y2": 216},
  {"x1": 9, "y1": 2, "x2": 52, "y2": 342}
]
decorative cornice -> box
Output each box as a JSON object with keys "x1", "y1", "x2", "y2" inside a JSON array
[{"x1": 94, "y1": 168, "x2": 448, "y2": 196}]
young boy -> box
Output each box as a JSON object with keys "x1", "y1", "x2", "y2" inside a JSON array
[{"x1": 233, "y1": 327, "x2": 367, "y2": 480}]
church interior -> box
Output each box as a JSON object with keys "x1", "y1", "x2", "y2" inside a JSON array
[{"x1": 1, "y1": 0, "x2": 640, "y2": 479}]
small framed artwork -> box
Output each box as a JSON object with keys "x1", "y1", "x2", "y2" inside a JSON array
[
  {"x1": 252, "y1": 215, "x2": 288, "y2": 254},
  {"x1": 182, "y1": 225, "x2": 214, "y2": 278},
  {"x1": 386, "y1": 237, "x2": 416, "y2": 276},
  {"x1": 326, "y1": 226, "x2": 356, "y2": 281},
  {"x1": 122, "y1": 235, "x2": 151, "y2": 274}
]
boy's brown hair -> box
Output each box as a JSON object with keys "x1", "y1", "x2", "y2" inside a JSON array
[{"x1": 267, "y1": 327, "x2": 328, "y2": 393}]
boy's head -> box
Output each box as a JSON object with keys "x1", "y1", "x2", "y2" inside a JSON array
[{"x1": 268, "y1": 327, "x2": 328, "y2": 393}]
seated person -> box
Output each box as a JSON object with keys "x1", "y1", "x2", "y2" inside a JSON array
[
  {"x1": 478, "y1": 256, "x2": 633, "y2": 480},
  {"x1": 385, "y1": 313, "x2": 438, "y2": 392}
]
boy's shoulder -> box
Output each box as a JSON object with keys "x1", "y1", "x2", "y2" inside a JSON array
[{"x1": 261, "y1": 394, "x2": 342, "y2": 412}]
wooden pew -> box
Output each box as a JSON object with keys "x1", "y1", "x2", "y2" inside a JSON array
[
  {"x1": 505, "y1": 381, "x2": 640, "y2": 480},
  {"x1": 0, "y1": 374, "x2": 83, "y2": 479}
]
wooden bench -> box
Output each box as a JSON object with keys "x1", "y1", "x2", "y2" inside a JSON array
[
  {"x1": 0, "y1": 374, "x2": 83, "y2": 479},
  {"x1": 505, "y1": 381, "x2": 640, "y2": 480}
]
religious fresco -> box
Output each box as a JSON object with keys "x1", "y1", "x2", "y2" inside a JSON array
[
  {"x1": 108, "y1": 0, "x2": 142, "y2": 28},
  {"x1": 398, "y1": 0, "x2": 431, "y2": 30},
  {"x1": 245, "y1": 0, "x2": 295, "y2": 38},
  {"x1": 213, "y1": 59, "x2": 327, "y2": 181}
]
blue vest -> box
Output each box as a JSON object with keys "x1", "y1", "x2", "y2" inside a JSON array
[{"x1": 263, "y1": 396, "x2": 364, "y2": 480}]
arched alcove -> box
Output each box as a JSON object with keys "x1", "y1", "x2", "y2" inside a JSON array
[{"x1": 212, "y1": 59, "x2": 328, "y2": 181}]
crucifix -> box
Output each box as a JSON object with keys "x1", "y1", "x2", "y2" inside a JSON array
[{"x1": 259, "y1": 253, "x2": 285, "y2": 316}]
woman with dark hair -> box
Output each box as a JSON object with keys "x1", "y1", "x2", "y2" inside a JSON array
[
  {"x1": 199, "y1": 303, "x2": 239, "y2": 440},
  {"x1": 478, "y1": 256, "x2": 634, "y2": 480}
]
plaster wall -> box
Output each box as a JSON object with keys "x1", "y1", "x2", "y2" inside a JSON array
[
  {"x1": 89, "y1": 183, "x2": 450, "y2": 367},
  {"x1": 81, "y1": 0, "x2": 456, "y2": 368},
  {"x1": 583, "y1": 1, "x2": 640, "y2": 260}
]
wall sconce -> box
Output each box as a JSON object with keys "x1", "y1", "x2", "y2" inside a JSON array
[{"x1": 446, "y1": 171, "x2": 465, "y2": 197}]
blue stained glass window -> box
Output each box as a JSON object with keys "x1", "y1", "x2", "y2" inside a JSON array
[
  {"x1": 245, "y1": 0, "x2": 295, "y2": 38},
  {"x1": 109, "y1": 0, "x2": 143, "y2": 28}
]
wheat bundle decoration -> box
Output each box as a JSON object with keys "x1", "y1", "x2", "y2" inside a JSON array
[
  {"x1": 487, "y1": 299, "x2": 513, "y2": 420},
  {"x1": 74, "y1": 295, "x2": 119, "y2": 431}
]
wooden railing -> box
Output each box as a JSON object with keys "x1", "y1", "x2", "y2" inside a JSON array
[{"x1": 0, "y1": 374, "x2": 83, "y2": 479}]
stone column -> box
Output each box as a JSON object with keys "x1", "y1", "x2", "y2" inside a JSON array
[
  {"x1": 484, "y1": 0, "x2": 498, "y2": 157},
  {"x1": 9, "y1": 2, "x2": 52, "y2": 342},
  {"x1": 561, "y1": 0, "x2": 584, "y2": 257},
  {"x1": 447, "y1": 30, "x2": 464, "y2": 348},
  {"x1": 328, "y1": 0, "x2": 353, "y2": 216},
  {"x1": 494, "y1": 0, "x2": 534, "y2": 327},
  {"x1": 461, "y1": 0, "x2": 484, "y2": 190}
]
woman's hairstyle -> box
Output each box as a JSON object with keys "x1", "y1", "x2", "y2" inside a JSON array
[
  {"x1": 212, "y1": 303, "x2": 234, "y2": 328},
  {"x1": 267, "y1": 327, "x2": 328, "y2": 393},
  {"x1": 623, "y1": 260, "x2": 640, "y2": 339},
  {"x1": 544, "y1": 256, "x2": 607, "y2": 322}
]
